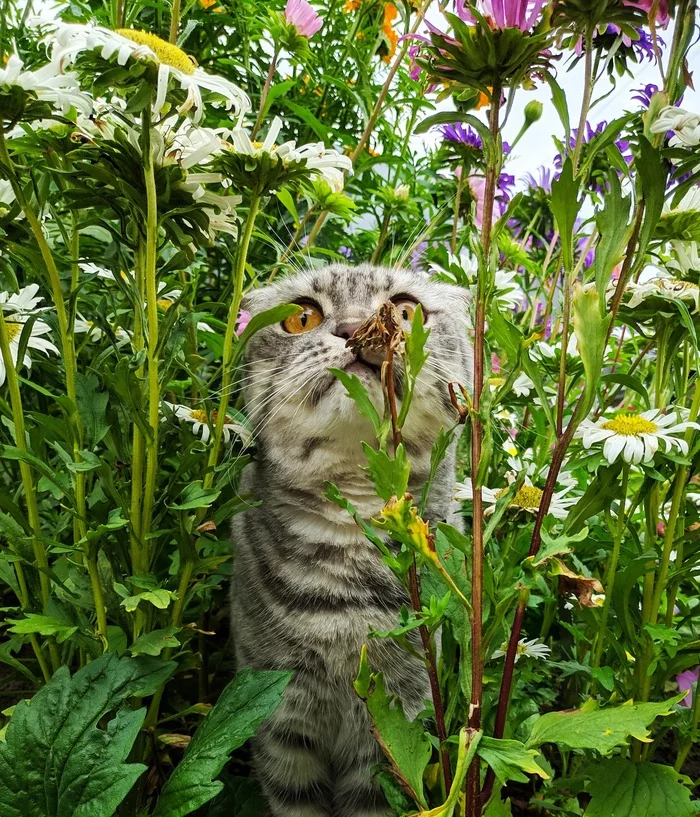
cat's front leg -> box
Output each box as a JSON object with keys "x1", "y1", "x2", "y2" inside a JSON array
[
  {"x1": 330, "y1": 694, "x2": 392, "y2": 817},
  {"x1": 254, "y1": 670, "x2": 336, "y2": 817}
]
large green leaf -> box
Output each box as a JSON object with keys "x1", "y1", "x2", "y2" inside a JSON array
[
  {"x1": 585, "y1": 759, "x2": 693, "y2": 817},
  {"x1": 572, "y1": 283, "x2": 611, "y2": 421},
  {"x1": 354, "y1": 649, "x2": 431, "y2": 809},
  {"x1": 75, "y1": 372, "x2": 110, "y2": 446},
  {"x1": 0, "y1": 652, "x2": 175, "y2": 817},
  {"x1": 550, "y1": 157, "x2": 582, "y2": 272},
  {"x1": 152, "y1": 668, "x2": 291, "y2": 817},
  {"x1": 593, "y1": 172, "x2": 632, "y2": 308},
  {"x1": 526, "y1": 697, "x2": 683, "y2": 754}
]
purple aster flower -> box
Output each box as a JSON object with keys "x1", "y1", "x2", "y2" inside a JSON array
[
  {"x1": 677, "y1": 666, "x2": 699, "y2": 707},
  {"x1": 411, "y1": 240, "x2": 428, "y2": 272},
  {"x1": 441, "y1": 122, "x2": 483, "y2": 149},
  {"x1": 338, "y1": 246, "x2": 352, "y2": 259},
  {"x1": 632, "y1": 83, "x2": 660, "y2": 108},
  {"x1": 554, "y1": 121, "x2": 633, "y2": 175},
  {"x1": 525, "y1": 166, "x2": 552, "y2": 193},
  {"x1": 576, "y1": 231, "x2": 595, "y2": 269}
]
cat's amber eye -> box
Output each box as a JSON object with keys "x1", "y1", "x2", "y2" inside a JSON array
[
  {"x1": 283, "y1": 302, "x2": 324, "y2": 334},
  {"x1": 392, "y1": 297, "x2": 423, "y2": 325}
]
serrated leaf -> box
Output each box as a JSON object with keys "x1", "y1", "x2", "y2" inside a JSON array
[
  {"x1": 526, "y1": 697, "x2": 684, "y2": 753},
  {"x1": 586, "y1": 759, "x2": 693, "y2": 817},
  {"x1": 550, "y1": 158, "x2": 582, "y2": 272},
  {"x1": 363, "y1": 443, "x2": 410, "y2": 502},
  {"x1": 7, "y1": 613, "x2": 78, "y2": 644},
  {"x1": 0, "y1": 653, "x2": 175, "y2": 817},
  {"x1": 129, "y1": 626, "x2": 181, "y2": 656},
  {"x1": 355, "y1": 664, "x2": 431, "y2": 808},
  {"x1": 478, "y1": 736, "x2": 549, "y2": 784},
  {"x1": 152, "y1": 668, "x2": 291, "y2": 817},
  {"x1": 572, "y1": 283, "x2": 611, "y2": 421},
  {"x1": 329, "y1": 368, "x2": 381, "y2": 434},
  {"x1": 169, "y1": 481, "x2": 221, "y2": 511}
]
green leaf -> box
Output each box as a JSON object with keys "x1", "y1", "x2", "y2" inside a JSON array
[
  {"x1": 329, "y1": 368, "x2": 382, "y2": 434},
  {"x1": 152, "y1": 668, "x2": 291, "y2": 817},
  {"x1": 7, "y1": 613, "x2": 78, "y2": 643},
  {"x1": 276, "y1": 187, "x2": 299, "y2": 225},
  {"x1": 484, "y1": 790, "x2": 513, "y2": 816},
  {"x1": 526, "y1": 697, "x2": 684, "y2": 754},
  {"x1": 550, "y1": 158, "x2": 582, "y2": 272},
  {"x1": 362, "y1": 443, "x2": 410, "y2": 502},
  {"x1": 169, "y1": 481, "x2": 222, "y2": 511},
  {"x1": 478, "y1": 736, "x2": 549, "y2": 784},
  {"x1": 129, "y1": 626, "x2": 181, "y2": 656},
  {"x1": 0, "y1": 653, "x2": 175, "y2": 817},
  {"x1": 232, "y1": 304, "x2": 300, "y2": 367},
  {"x1": 75, "y1": 373, "x2": 110, "y2": 446},
  {"x1": 586, "y1": 759, "x2": 693, "y2": 817},
  {"x1": 593, "y1": 172, "x2": 632, "y2": 308},
  {"x1": 281, "y1": 99, "x2": 330, "y2": 142},
  {"x1": 353, "y1": 652, "x2": 431, "y2": 809},
  {"x1": 636, "y1": 135, "x2": 667, "y2": 259}
]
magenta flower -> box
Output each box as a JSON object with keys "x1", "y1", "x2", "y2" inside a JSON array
[
  {"x1": 285, "y1": 0, "x2": 323, "y2": 37},
  {"x1": 677, "y1": 666, "x2": 699, "y2": 707},
  {"x1": 621, "y1": 0, "x2": 670, "y2": 27},
  {"x1": 236, "y1": 309, "x2": 252, "y2": 336},
  {"x1": 456, "y1": 0, "x2": 547, "y2": 32},
  {"x1": 467, "y1": 172, "x2": 514, "y2": 229}
]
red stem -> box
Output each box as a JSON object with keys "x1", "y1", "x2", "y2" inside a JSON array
[{"x1": 465, "y1": 81, "x2": 501, "y2": 817}]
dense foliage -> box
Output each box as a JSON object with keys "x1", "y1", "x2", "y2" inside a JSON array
[{"x1": 0, "y1": 0, "x2": 698, "y2": 814}]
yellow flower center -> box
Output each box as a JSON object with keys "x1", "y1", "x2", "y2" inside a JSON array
[
  {"x1": 489, "y1": 376, "x2": 505, "y2": 388},
  {"x1": 656, "y1": 278, "x2": 699, "y2": 295},
  {"x1": 189, "y1": 409, "x2": 208, "y2": 422},
  {"x1": 116, "y1": 29, "x2": 197, "y2": 75},
  {"x1": 516, "y1": 643, "x2": 529, "y2": 655},
  {"x1": 157, "y1": 298, "x2": 173, "y2": 310},
  {"x1": 5, "y1": 320, "x2": 21, "y2": 342},
  {"x1": 495, "y1": 484, "x2": 543, "y2": 510},
  {"x1": 601, "y1": 414, "x2": 657, "y2": 436}
]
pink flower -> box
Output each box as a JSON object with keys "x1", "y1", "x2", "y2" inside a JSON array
[
  {"x1": 456, "y1": 0, "x2": 547, "y2": 32},
  {"x1": 468, "y1": 175, "x2": 487, "y2": 230},
  {"x1": 621, "y1": 0, "x2": 670, "y2": 27},
  {"x1": 677, "y1": 666, "x2": 699, "y2": 707},
  {"x1": 285, "y1": 0, "x2": 323, "y2": 37},
  {"x1": 236, "y1": 309, "x2": 251, "y2": 336}
]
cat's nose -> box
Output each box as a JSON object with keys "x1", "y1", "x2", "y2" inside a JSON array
[{"x1": 333, "y1": 321, "x2": 363, "y2": 340}]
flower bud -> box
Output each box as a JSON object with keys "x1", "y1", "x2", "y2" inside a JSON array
[{"x1": 524, "y1": 100, "x2": 543, "y2": 124}]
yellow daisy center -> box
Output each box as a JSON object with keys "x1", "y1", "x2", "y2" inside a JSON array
[
  {"x1": 656, "y1": 278, "x2": 699, "y2": 294},
  {"x1": 516, "y1": 643, "x2": 529, "y2": 655},
  {"x1": 601, "y1": 414, "x2": 657, "y2": 436},
  {"x1": 489, "y1": 376, "x2": 505, "y2": 387},
  {"x1": 5, "y1": 321, "x2": 21, "y2": 342},
  {"x1": 495, "y1": 484, "x2": 543, "y2": 510},
  {"x1": 157, "y1": 298, "x2": 173, "y2": 310},
  {"x1": 116, "y1": 29, "x2": 197, "y2": 75},
  {"x1": 189, "y1": 409, "x2": 208, "y2": 422}
]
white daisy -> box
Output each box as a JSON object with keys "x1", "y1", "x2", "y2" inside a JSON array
[
  {"x1": 624, "y1": 271, "x2": 700, "y2": 311},
  {"x1": 0, "y1": 285, "x2": 59, "y2": 385},
  {"x1": 669, "y1": 241, "x2": 700, "y2": 275},
  {"x1": 576, "y1": 409, "x2": 700, "y2": 465},
  {"x1": 0, "y1": 52, "x2": 90, "y2": 115},
  {"x1": 0, "y1": 180, "x2": 16, "y2": 214},
  {"x1": 455, "y1": 474, "x2": 576, "y2": 520},
  {"x1": 650, "y1": 106, "x2": 700, "y2": 149},
  {"x1": 162, "y1": 401, "x2": 252, "y2": 445},
  {"x1": 74, "y1": 315, "x2": 103, "y2": 340},
  {"x1": 50, "y1": 24, "x2": 250, "y2": 124},
  {"x1": 156, "y1": 283, "x2": 215, "y2": 332},
  {"x1": 223, "y1": 116, "x2": 352, "y2": 191},
  {"x1": 535, "y1": 331, "x2": 579, "y2": 360},
  {"x1": 663, "y1": 185, "x2": 700, "y2": 217},
  {"x1": 492, "y1": 637, "x2": 551, "y2": 662},
  {"x1": 512, "y1": 371, "x2": 534, "y2": 397}
]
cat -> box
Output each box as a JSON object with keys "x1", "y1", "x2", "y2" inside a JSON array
[{"x1": 231, "y1": 263, "x2": 472, "y2": 817}]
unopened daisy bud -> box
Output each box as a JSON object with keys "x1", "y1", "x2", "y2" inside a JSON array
[
  {"x1": 394, "y1": 183, "x2": 410, "y2": 199},
  {"x1": 524, "y1": 99, "x2": 543, "y2": 124}
]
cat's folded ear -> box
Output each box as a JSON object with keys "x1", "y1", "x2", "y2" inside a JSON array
[{"x1": 240, "y1": 286, "x2": 268, "y2": 316}]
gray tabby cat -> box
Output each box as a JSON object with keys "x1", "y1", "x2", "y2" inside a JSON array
[{"x1": 231, "y1": 263, "x2": 472, "y2": 817}]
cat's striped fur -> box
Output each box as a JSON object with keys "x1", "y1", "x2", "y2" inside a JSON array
[{"x1": 231, "y1": 264, "x2": 472, "y2": 817}]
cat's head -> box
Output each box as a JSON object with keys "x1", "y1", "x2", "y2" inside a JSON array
[{"x1": 241, "y1": 264, "x2": 472, "y2": 473}]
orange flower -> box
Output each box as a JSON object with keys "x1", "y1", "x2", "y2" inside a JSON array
[
  {"x1": 382, "y1": 3, "x2": 399, "y2": 63},
  {"x1": 344, "y1": 0, "x2": 361, "y2": 9},
  {"x1": 476, "y1": 89, "x2": 491, "y2": 109},
  {"x1": 199, "y1": 0, "x2": 217, "y2": 8}
]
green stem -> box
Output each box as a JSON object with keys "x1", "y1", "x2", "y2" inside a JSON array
[
  {"x1": 251, "y1": 46, "x2": 280, "y2": 140},
  {"x1": 130, "y1": 245, "x2": 146, "y2": 576},
  {"x1": 140, "y1": 110, "x2": 161, "y2": 555},
  {"x1": 675, "y1": 674, "x2": 700, "y2": 772},
  {"x1": 86, "y1": 546, "x2": 108, "y2": 645},
  {"x1": 592, "y1": 463, "x2": 630, "y2": 670},
  {"x1": 571, "y1": 30, "x2": 595, "y2": 173},
  {"x1": 202, "y1": 193, "x2": 260, "y2": 493},
  {"x1": 169, "y1": 0, "x2": 182, "y2": 43}
]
